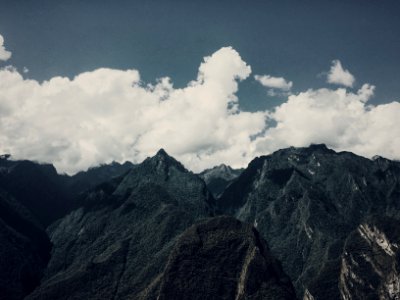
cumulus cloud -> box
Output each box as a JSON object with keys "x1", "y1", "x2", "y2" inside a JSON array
[
  {"x1": 327, "y1": 59, "x2": 355, "y2": 87},
  {"x1": 254, "y1": 74, "x2": 292, "y2": 96},
  {"x1": 0, "y1": 47, "x2": 266, "y2": 174},
  {"x1": 256, "y1": 84, "x2": 400, "y2": 161},
  {"x1": 0, "y1": 34, "x2": 12, "y2": 61},
  {"x1": 0, "y1": 45, "x2": 399, "y2": 174}
]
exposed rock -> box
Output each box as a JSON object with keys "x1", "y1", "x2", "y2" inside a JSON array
[
  {"x1": 339, "y1": 216, "x2": 400, "y2": 300},
  {"x1": 199, "y1": 164, "x2": 243, "y2": 198},
  {"x1": 146, "y1": 216, "x2": 297, "y2": 300},
  {"x1": 219, "y1": 144, "x2": 400, "y2": 299}
]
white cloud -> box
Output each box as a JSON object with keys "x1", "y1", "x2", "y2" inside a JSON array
[
  {"x1": 1, "y1": 45, "x2": 399, "y2": 174},
  {"x1": 0, "y1": 34, "x2": 12, "y2": 61},
  {"x1": 327, "y1": 60, "x2": 355, "y2": 87},
  {"x1": 255, "y1": 84, "x2": 400, "y2": 161},
  {"x1": 0, "y1": 47, "x2": 266, "y2": 174},
  {"x1": 254, "y1": 74, "x2": 293, "y2": 97},
  {"x1": 254, "y1": 74, "x2": 292, "y2": 91}
]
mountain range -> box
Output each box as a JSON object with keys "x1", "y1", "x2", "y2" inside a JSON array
[{"x1": 0, "y1": 145, "x2": 399, "y2": 299}]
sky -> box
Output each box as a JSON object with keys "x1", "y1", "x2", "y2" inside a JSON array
[{"x1": 0, "y1": 0, "x2": 399, "y2": 174}]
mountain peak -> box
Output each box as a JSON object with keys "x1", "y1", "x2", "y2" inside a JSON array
[
  {"x1": 156, "y1": 148, "x2": 169, "y2": 157},
  {"x1": 308, "y1": 143, "x2": 329, "y2": 151},
  {"x1": 144, "y1": 149, "x2": 187, "y2": 174}
]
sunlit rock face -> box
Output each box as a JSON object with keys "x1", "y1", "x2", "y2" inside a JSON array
[
  {"x1": 27, "y1": 149, "x2": 216, "y2": 300},
  {"x1": 218, "y1": 144, "x2": 400, "y2": 299},
  {"x1": 339, "y1": 216, "x2": 400, "y2": 300},
  {"x1": 144, "y1": 216, "x2": 297, "y2": 300}
]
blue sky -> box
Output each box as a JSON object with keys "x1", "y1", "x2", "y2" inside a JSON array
[
  {"x1": 0, "y1": 0, "x2": 399, "y2": 173},
  {"x1": 1, "y1": 0, "x2": 399, "y2": 110}
]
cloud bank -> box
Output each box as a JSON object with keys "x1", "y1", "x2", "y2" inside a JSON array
[
  {"x1": 0, "y1": 34, "x2": 12, "y2": 61},
  {"x1": 327, "y1": 59, "x2": 355, "y2": 87},
  {"x1": 0, "y1": 46, "x2": 399, "y2": 174}
]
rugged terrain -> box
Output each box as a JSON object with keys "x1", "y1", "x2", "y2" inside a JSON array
[
  {"x1": 27, "y1": 149, "x2": 216, "y2": 299},
  {"x1": 219, "y1": 144, "x2": 400, "y2": 299},
  {"x1": 1, "y1": 145, "x2": 400, "y2": 299}
]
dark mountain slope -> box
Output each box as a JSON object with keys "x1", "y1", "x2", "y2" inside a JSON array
[
  {"x1": 199, "y1": 164, "x2": 243, "y2": 198},
  {"x1": 27, "y1": 149, "x2": 215, "y2": 300},
  {"x1": 62, "y1": 161, "x2": 134, "y2": 197},
  {"x1": 0, "y1": 156, "x2": 135, "y2": 227},
  {"x1": 219, "y1": 144, "x2": 400, "y2": 299},
  {"x1": 0, "y1": 189, "x2": 51, "y2": 300},
  {"x1": 0, "y1": 158, "x2": 72, "y2": 227},
  {"x1": 146, "y1": 216, "x2": 297, "y2": 300}
]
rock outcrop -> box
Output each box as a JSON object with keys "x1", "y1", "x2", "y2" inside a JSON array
[{"x1": 339, "y1": 216, "x2": 400, "y2": 300}]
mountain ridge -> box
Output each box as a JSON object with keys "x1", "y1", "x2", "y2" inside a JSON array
[{"x1": 1, "y1": 145, "x2": 400, "y2": 299}]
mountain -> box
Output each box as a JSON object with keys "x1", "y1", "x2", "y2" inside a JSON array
[
  {"x1": 62, "y1": 161, "x2": 134, "y2": 197},
  {"x1": 0, "y1": 189, "x2": 51, "y2": 300},
  {"x1": 0, "y1": 157, "x2": 72, "y2": 227},
  {"x1": 27, "y1": 149, "x2": 216, "y2": 300},
  {"x1": 146, "y1": 216, "x2": 297, "y2": 300},
  {"x1": 0, "y1": 156, "x2": 135, "y2": 227},
  {"x1": 2, "y1": 145, "x2": 400, "y2": 299},
  {"x1": 199, "y1": 164, "x2": 243, "y2": 198},
  {"x1": 219, "y1": 144, "x2": 400, "y2": 299}
]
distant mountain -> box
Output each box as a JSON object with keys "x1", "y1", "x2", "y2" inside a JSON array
[
  {"x1": 219, "y1": 144, "x2": 400, "y2": 299},
  {"x1": 199, "y1": 164, "x2": 243, "y2": 198},
  {"x1": 27, "y1": 149, "x2": 216, "y2": 299},
  {"x1": 146, "y1": 216, "x2": 297, "y2": 300},
  {"x1": 0, "y1": 157, "x2": 72, "y2": 227},
  {"x1": 0, "y1": 156, "x2": 134, "y2": 227},
  {"x1": 63, "y1": 161, "x2": 134, "y2": 197}
]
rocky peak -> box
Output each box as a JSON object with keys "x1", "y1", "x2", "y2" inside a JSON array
[
  {"x1": 199, "y1": 164, "x2": 243, "y2": 199},
  {"x1": 143, "y1": 149, "x2": 187, "y2": 174},
  {"x1": 156, "y1": 148, "x2": 168, "y2": 157},
  {"x1": 26, "y1": 147, "x2": 216, "y2": 300},
  {"x1": 200, "y1": 164, "x2": 242, "y2": 181}
]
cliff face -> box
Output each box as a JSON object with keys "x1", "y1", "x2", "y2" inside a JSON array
[
  {"x1": 218, "y1": 144, "x2": 400, "y2": 299},
  {"x1": 147, "y1": 216, "x2": 297, "y2": 300},
  {"x1": 339, "y1": 216, "x2": 400, "y2": 300}
]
